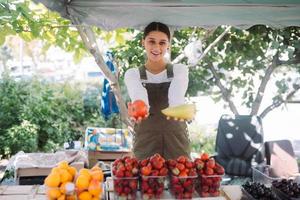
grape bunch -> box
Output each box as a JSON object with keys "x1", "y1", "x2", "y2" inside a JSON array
[
  {"x1": 242, "y1": 181, "x2": 277, "y2": 200},
  {"x1": 272, "y1": 179, "x2": 300, "y2": 198}
]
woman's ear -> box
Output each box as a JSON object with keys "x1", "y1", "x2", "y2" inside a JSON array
[{"x1": 141, "y1": 39, "x2": 145, "y2": 47}]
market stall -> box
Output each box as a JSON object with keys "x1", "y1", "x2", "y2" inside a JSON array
[{"x1": 2, "y1": 1, "x2": 300, "y2": 200}]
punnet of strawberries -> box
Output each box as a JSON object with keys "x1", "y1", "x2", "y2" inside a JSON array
[
  {"x1": 167, "y1": 155, "x2": 198, "y2": 199},
  {"x1": 194, "y1": 153, "x2": 225, "y2": 197},
  {"x1": 139, "y1": 153, "x2": 168, "y2": 199},
  {"x1": 111, "y1": 156, "x2": 139, "y2": 200}
]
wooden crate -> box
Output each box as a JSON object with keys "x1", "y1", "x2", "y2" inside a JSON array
[
  {"x1": 0, "y1": 185, "x2": 45, "y2": 200},
  {"x1": 16, "y1": 162, "x2": 84, "y2": 185},
  {"x1": 88, "y1": 150, "x2": 132, "y2": 168}
]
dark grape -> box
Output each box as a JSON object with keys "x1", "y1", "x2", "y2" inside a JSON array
[{"x1": 242, "y1": 181, "x2": 277, "y2": 200}]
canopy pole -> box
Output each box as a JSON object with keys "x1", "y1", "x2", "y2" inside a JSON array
[{"x1": 69, "y1": 15, "x2": 134, "y2": 132}]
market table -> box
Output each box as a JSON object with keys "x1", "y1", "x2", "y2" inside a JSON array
[
  {"x1": 0, "y1": 184, "x2": 243, "y2": 200},
  {"x1": 88, "y1": 150, "x2": 132, "y2": 167},
  {"x1": 104, "y1": 177, "x2": 243, "y2": 200}
]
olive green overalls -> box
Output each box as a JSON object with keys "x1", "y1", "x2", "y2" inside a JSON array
[{"x1": 133, "y1": 64, "x2": 191, "y2": 160}]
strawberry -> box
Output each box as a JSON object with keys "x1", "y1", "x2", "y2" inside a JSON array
[
  {"x1": 194, "y1": 158, "x2": 205, "y2": 170},
  {"x1": 159, "y1": 167, "x2": 168, "y2": 176},
  {"x1": 176, "y1": 163, "x2": 185, "y2": 171},
  {"x1": 151, "y1": 169, "x2": 159, "y2": 176},
  {"x1": 115, "y1": 170, "x2": 124, "y2": 177},
  {"x1": 200, "y1": 153, "x2": 210, "y2": 161},
  {"x1": 211, "y1": 191, "x2": 220, "y2": 197},
  {"x1": 140, "y1": 159, "x2": 148, "y2": 167},
  {"x1": 141, "y1": 166, "x2": 151, "y2": 176},
  {"x1": 206, "y1": 158, "x2": 215, "y2": 168},
  {"x1": 132, "y1": 167, "x2": 139, "y2": 175},
  {"x1": 177, "y1": 155, "x2": 187, "y2": 164},
  {"x1": 172, "y1": 168, "x2": 180, "y2": 176},
  {"x1": 201, "y1": 185, "x2": 209, "y2": 192},
  {"x1": 152, "y1": 160, "x2": 163, "y2": 170},
  {"x1": 129, "y1": 180, "x2": 137, "y2": 190},
  {"x1": 200, "y1": 191, "x2": 209, "y2": 197},
  {"x1": 205, "y1": 167, "x2": 214, "y2": 175},
  {"x1": 185, "y1": 160, "x2": 194, "y2": 169},
  {"x1": 167, "y1": 159, "x2": 177, "y2": 168},
  {"x1": 125, "y1": 171, "x2": 133, "y2": 177}
]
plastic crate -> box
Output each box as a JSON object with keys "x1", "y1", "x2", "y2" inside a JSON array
[
  {"x1": 196, "y1": 174, "x2": 223, "y2": 197},
  {"x1": 112, "y1": 176, "x2": 138, "y2": 200},
  {"x1": 252, "y1": 164, "x2": 281, "y2": 185},
  {"x1": 169, "y1": 175, "x2": 197, "y2": 199},
  {"x1": 140, "y1": 175, "x2": 166, "y2": 199}
]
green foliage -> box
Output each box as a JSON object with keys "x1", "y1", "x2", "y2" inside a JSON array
[
  {"x1": 6, "y1": 120, "x2": 38, "y2": 155},
  {"x1": 0, "y1": 76, "x2": 107, "y2": 158},
  {"x1": 188, "y1": 123, "x2": 217, "y2": 155},
  {"x1": 113, "y1": 25, "x2": 300, "y2": 116}
]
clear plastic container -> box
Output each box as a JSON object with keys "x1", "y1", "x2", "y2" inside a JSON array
[
  {"x1": 241, "y1": 187, "x2": 257, "y2": 200},
  {"x1": 252, "y1": 164, "x2": 281, "y2": 186},
  {"x1": 196, "y1": 174, "x2": 223, "y2": 197},
  {"x1": 140, "y1": 175, "x2": 166, "y2": 199},
  {"x1": 45, "y1": 183, "x2": 77, "y2": 200},
  {"x1": 112, "y1": 176, "x2": 138, "y2": 200},
  {"x1": 168, "y1": 175, "x2": 197, "y2": 199}
]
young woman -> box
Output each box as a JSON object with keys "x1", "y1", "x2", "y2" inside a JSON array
[{"x1": 124, "y1": 22, "x2": 190, "y2": 160}]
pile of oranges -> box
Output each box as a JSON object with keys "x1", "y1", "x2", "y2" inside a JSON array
[{"x1": 44, "y1": 161, "x2": 103, "y2": 200}]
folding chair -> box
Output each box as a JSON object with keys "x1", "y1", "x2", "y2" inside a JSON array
[
  {"x1": 215, "y1": 115, "x2": 265, "y2": 177},
  {"x1": 265, "y1": 139, "x2": 299, "y2": 178}
]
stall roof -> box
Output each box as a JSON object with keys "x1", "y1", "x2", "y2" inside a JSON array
[{"x1": 35, "y1": 0, "x2": 300, "y2": 30}]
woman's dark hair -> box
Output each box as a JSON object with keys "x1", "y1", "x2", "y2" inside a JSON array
[{"x1": 143, "y1": 22, "x2": 170, "y2": 41}]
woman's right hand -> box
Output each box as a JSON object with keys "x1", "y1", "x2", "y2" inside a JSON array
[{"x1": 128, "y1": 100, "x2": 149, "y2": 124}]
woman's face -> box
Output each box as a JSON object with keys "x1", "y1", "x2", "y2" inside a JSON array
[{"x1": 142, "y1": 31, "x2": 170, "y2": 63}]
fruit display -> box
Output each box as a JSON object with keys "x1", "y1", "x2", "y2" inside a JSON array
[
  {"x1": 111, "y1": 156, "x2": 139, "y2": 200},
  {"x1": 161, "y1": 103, "x2": 196, "y2": 121},
  {"x1": 44, "y1": 161, "x2": 77, "y2": 200},
  {"x1": 128, "y1": 100, "x2": 148, "y2": 120},
  {"x1": 194, "y1": 153, "x2": 224, "y2": 197},
  {"x1": 242, "y1": 181, "x2": 278, "y2": 200},
  {"x1": 44, "y1": 161, "x2": 104, "y2": 200},
  {"x1": 167, "y1": 156, "x2": 197, "y2": 199},
  {"x1": 272, "y1": 179, "x2": 300, "y2": 199},
  {"x1": 139, "y1": 153, "x2": 168, "y2": 199},
  {"x1": 76, "y1": 165, "x2": 104, "y2": 200}
]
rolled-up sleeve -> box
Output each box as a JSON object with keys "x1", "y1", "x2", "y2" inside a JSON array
[
  {"x1": 168, "y1": 64, "x2": 189, "y2": 106},
  {"x1": 124, "y1": 68, "x2": 149, "y2": 107}
]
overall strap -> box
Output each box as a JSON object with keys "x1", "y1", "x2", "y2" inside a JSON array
[
  {"x1": 139, "y1": 66, "x2": 147, "y2": 80},
  {"x1": 166, "y1": 63, "x2": 174, "y2": 79},
  {"x1": 139, "y1": 63, "x2": 174, "y2": 80}
]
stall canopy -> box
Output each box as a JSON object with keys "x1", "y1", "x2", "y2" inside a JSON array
[{"x1": 35, "y1": 0, "x2": 300, "y2": 30}]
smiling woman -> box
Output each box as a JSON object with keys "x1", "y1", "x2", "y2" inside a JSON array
[{"x1": 124, "y1": 22, "x2": 191, "y2": 160}]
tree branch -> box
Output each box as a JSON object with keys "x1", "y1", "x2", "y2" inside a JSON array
[
  {"x1": 171, "y1": 27, "x2": 229, "y2": 65},
  {"x1": 69, "y1": 15, "x2": 133, "y2": 130},
  {"x1": 250, "y1": 53, "x2": 278, "y2": 115},
  {"x1": 259, "y1": 84, "x2": 300, "y2": 118},
  {"x1": 208, "y1": 61, "x2": 239, "y2": 114}
]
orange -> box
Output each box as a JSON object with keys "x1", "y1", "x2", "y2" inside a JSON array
[
  {"x1": 88, "y1": 179, "x2": 102, "y2": 196},
  {"x1": 67, "y1": 166, "x2": 77, "y2": 178},
  {"x1": 76, "y1": 175, "x2": 90, "y2": 191},
  {"x1": 78, "y1": 191, "x2": 92, "y2": 200},
  {"x1": 66, "y1": 194, "x2": 76, "y2": 200},
  {"x1": 59, "y1": 169, "x2": 73, "y2": 183},
  {"x1": 47, "y1": 188, "x2": 62, "y2": 199},
  {"x1": 58, "y1": 161, "x2": 69, "y2": 169},
  {"x1": 45, "y1": 172, "x2": 61, "y2": 187},
  {"x1": 90, "y1": 170, "x2": 103, "y2": 182},
  {"x1": 57, "y1": 194, "x2": 66, "y2": 200},
  {"x1": 51, "y1": 167, "x2": 61, "y2": 174}
]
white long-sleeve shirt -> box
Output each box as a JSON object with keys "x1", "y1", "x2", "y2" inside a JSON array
[{"x1": 124, "y1": 63, "x2": 189, "y2": 108}]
